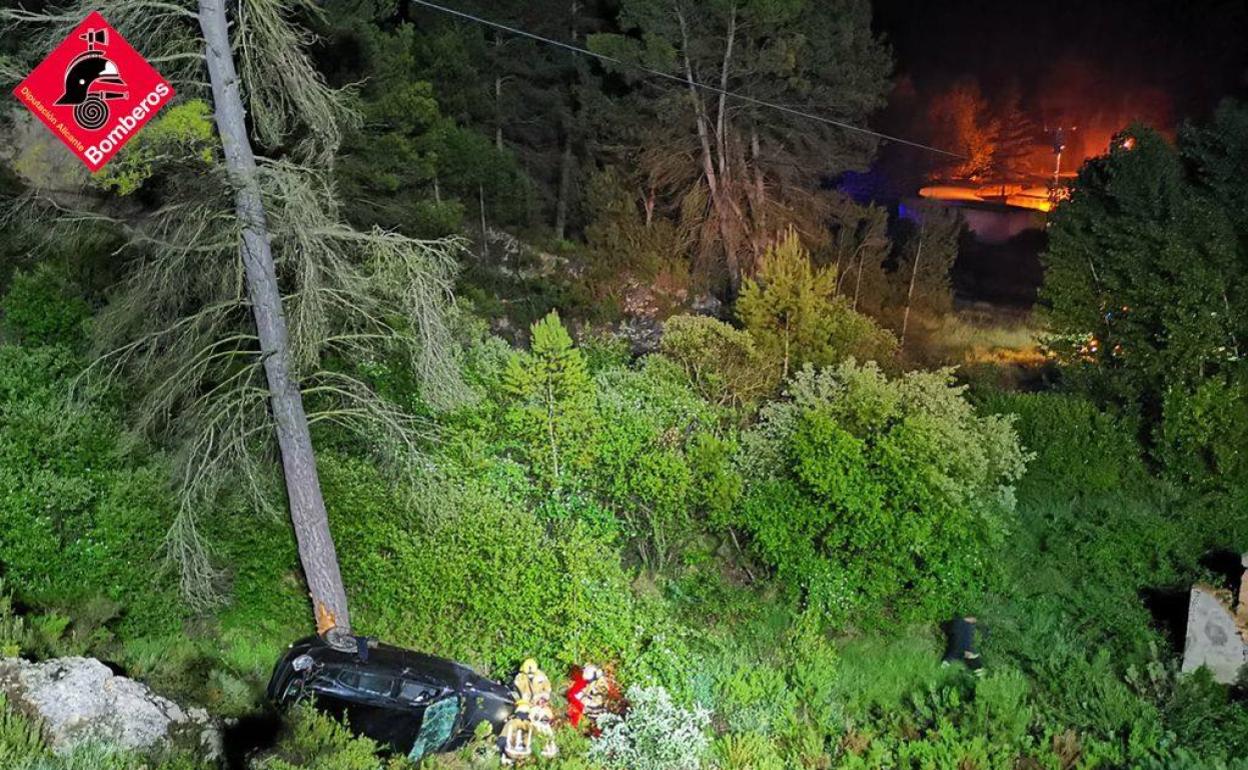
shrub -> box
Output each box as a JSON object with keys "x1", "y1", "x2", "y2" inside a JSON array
[
  {"x1": 732, "y1": 361, "x2": 1028, "y2": 624},
  {"x1": 95, "y1": 101, "x2": 216, "y2": 196},
  {"x1": 590, "y1": 685, "x2": 712, "y2": 770},
  {"x1": 1157, "y1": 373, "x2": 1248, "y2": 491},
  {"x1": 0, "y1": 345, "x2": 183, "y2": 637},
  {"x1": 659, "y1": 315, "x2": 776, "y2": 407},
  {"x1": 0, "y1": 580, "x2": 28, "y2": 658},
  {"x1": 0, "y1": 266, "x2": 90, "y2": 348},
  {"x1": 591, "y1": 358, "x2": 738, "y2": 569},
  {"x1": 714, "y1": 658, "x2": 797, "y2": 736},
  {"x1": 977, "y1": 391, "x2": 1142, "y2": 498},
  {"x1": 253, "y1": 705, "x2": 410, "y2": 770},
  {"x1": 737, "y1": 229, "x2": 897, "y2": 382},
  {"x1": 715, "y1": 732, "x2": 785, "y2": 770},
  {"x1": 323, "y1": 454, "x2": 639, "y2": 673}
]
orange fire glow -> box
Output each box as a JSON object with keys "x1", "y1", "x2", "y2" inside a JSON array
[{"x1": 919, "y1": 184, "x2": 1054, "y2": 212}]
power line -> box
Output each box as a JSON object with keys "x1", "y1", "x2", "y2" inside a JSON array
[{"x1": 408, "y1": 0, "x2": 965, "y2": 160}]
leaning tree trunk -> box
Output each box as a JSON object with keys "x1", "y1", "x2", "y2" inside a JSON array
[
  {"x1": 198, "y1": 0, "x2": 351, "y2": 633},
  {"x1": 900, "y1": 228, "x2": 924, "y2": 347}
]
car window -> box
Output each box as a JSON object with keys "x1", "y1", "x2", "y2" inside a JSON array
[
  {"x1": 336, "y1": 671, "x2": 359, "y2": 689},
  {"x1": 355, "y1": 672, "x2": 394, "y2": 696},
  {"x1": 399, "y1": 679, "x2": 438, "y2": 703},
  {"x1": 407, "y1": 696, "x2": 460, "y2": 763}
]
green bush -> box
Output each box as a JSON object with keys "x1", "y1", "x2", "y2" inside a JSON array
[
  {"x1": 591, "y1": 357, "x2": 738, "y2": 570},
  {"x1": 978, "y1": 390, "x2": 1143, "y2": 498},
  {"x1": 0, "y1": 580, "x2": 28, "y2": 658},
  {"x1": 254, "y1": 705, "x2": 410, "y2": 770},
  {"x1": 1157, "y1": 373, "x2": 1248, "y2": 491},
  {"x1": 733, "y1": 361, "x2": 1028, "y2": 624},
  {"x1": 738, "y1": 229, "x2": 897, "y2": 382},
  {"x1": 659, "y1": 315, "x2": 776, "y2": 408},
  {"x1": 0, "y1": 344, "x2": 183, "y2": 637},
  {"x1": 323, "y1": 454, "x2": 640, "y2": 674},
  {"x1": 714, "y1": 732, "x2": 785, "y2": 770},
  {"x1": 0, "y1": 266, "x2": 90, "y2": 348}
]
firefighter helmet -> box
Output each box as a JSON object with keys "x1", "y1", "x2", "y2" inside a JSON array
[{"x1": 55, "y1": 28, "x2": 127, "y2": 131}]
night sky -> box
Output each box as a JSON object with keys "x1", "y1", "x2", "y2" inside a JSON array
[
  {"x1": 873, "y1": 0, "x2": 1248, "y2": 125},
  {"x1": 865, "y1": 1, "x2": 1248, "y2": 308}
]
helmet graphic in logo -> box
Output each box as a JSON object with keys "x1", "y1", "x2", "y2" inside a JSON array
[{"x1": 54, "y1": 28, "x2": 128, "y2": 131}]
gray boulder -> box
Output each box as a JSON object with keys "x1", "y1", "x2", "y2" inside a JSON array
[
  {"x1": 1181, "y1": 585, "x2": 1248, "y2": 685},
  {"x1": 0, "y1": 656, "x2": 221, "y2": 760}
]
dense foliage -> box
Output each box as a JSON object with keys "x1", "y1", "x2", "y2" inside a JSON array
[
  {"x1": 5, "y1": 260, "x2": 1247, "y2": 767},
  {"x1": 1041, "y1": 102, "x2": 1248, "y2": 488},
  {"x1": 734, "y1": 361, "x2": 1028, "y2": 624},
  {"x1": 0, "y1": 1, "x2": 1246, "y2": 768},
  {"x1": 737, "y1": 230, "x2": 898, "y2": 382}
]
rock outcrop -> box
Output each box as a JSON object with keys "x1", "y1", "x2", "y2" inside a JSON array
[
  {"x1": 0, "y1": 656, "x2": 221, "y2": 760},
  {"x1": 1181, "y1": 574, "x2": 1248, "y2": 685}
]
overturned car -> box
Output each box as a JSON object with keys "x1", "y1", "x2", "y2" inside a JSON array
[{"x1": 267, "y1": 636, "x2": 515, "y2": 760}]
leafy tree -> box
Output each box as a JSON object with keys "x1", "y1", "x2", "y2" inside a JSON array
[
  {"x1": 590, "y1": 0, "x2": 891, "y2": 294},
  {"x1": 503, "y1": 311, "x2": 597, "y2": 489},
  {"x1": 733, "y1": 361, "x2": 1029, "y2": 624},
  {"x1": 737, "y1": 229, "x2": 896, "y2": 381},
  {"x1": 1041, "y1": 121, "x2": 1245, "y2": 411}
]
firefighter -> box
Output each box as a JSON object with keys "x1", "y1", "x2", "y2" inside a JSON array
[
  {"x1": 498, "y1": 699, "x2": 534, "y2": 765},
  {"x1": 513, "y1": 658, "x2": 552, "y2": 706},
  {"x1": 530, "y1": 703, "x2": 559, "y2": 759},
  {"x1": 566, "y1": 664, "x2": 609, "y2": 727}
]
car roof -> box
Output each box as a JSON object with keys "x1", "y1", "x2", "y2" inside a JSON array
[{"x1": 288, "y1": 636, "x2": 479, "y2": 688}]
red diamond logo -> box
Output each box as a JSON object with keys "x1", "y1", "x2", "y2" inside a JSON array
[{"x1": 13, "y1": 12, "x2": 175, "y2": 172}]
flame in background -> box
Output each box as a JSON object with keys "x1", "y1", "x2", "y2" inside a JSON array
[
  {"x1": 1035, "y1": 54, "x2": 1174, "y2": 167},
  {"x1": 921, "y1": 55, "x2": 1174, "y2": 211}
]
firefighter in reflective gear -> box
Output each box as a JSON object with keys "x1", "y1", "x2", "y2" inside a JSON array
[
  {"x1": 530, "y1": 703, "x2": 559, "y2": 759},
  {"x1": 513, "y1": 658, "x2": 552, "y2": 707},
  {"x1": 498, "y1": 700, "x2": 534, "y2": 765},
  {"x1": 567, "y1": 664, "x2": 609, "y2": 727}
]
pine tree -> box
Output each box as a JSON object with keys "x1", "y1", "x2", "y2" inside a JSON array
[
  {"x1": 503, "y1": 311, "x2": 598, "y2": 489},
  {"x1": 988, "y1": 88, "x2": 1038, "y2": 189},
  {"x1": 590, "y1": 0, "x2": 891, "y2": 294},
  {"x1": 4, "y1": 1, "x2": 466, "y2": 628},
  {"x1": 738, "y1": 229, "x2": 896, "y2": 381}
]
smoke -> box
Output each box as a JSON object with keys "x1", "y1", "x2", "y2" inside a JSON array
[{"x1": 1034, "y1": 53, "x2": 1174, "y2": 167}]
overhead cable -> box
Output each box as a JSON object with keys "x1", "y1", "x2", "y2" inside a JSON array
[{"x1": 408, "y1": 0, "x2": 966, "y2": 159}]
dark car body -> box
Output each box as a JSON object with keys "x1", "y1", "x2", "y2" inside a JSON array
[{"x1": 267, "y1": 636, "x2": 514, "y2": 759}]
